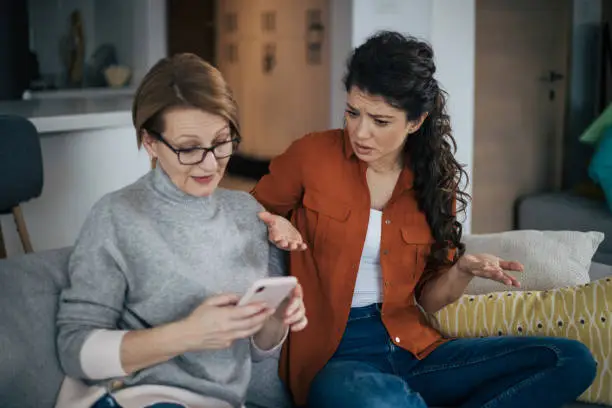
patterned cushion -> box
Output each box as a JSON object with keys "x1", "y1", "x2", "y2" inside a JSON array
[{"x1": 434, "y1": 278, "x2": 612, "y2": 406}]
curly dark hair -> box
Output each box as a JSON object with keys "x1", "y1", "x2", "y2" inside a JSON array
[{"x1": 343, "y1": 31, "x2": 469, "y2": 274}]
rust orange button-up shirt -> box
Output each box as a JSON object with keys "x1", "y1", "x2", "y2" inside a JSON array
[{"x1": 252, "y1": 129, "x2": 450, "y2": 406}]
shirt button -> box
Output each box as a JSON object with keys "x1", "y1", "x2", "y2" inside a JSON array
[
  {"x1": 385, "y1": 219, "x2": 391, "y2": 225},
  {"x1": 395, "y1": 337, "x2": 401, "y2": 343},
  {"x1": 382, "y1": 250, "x2": 389, "y2": 255}
]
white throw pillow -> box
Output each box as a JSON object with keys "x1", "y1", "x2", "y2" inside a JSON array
[{"x1": 463, "y1": 230, "x2": 604, "y2": 295}]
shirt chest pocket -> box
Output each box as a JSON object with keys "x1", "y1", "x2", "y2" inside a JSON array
[
  {"x1": 399, "y1": 227, "x2": 434, "y2": 280},
  {"x1": 302, "y1": 191, "x2": 351, "y2": 264}
]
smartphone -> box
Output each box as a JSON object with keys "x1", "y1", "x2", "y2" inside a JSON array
[{"x1": 237, "y1": 276, "x2": 298, "y2": 309}]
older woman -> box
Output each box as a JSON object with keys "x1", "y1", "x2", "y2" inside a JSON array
[
  {"x1": 54, "y1": 53, "x2": 306, "y2": 408},
  {"x1": 253, "y1": 31, "x2": 597, "y2": 408}
]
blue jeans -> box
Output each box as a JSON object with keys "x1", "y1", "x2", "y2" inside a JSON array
[
  {"x1": 308, "y1": 304, "x2": 597, "y2": 408},
  {"x1": 91, "y1": 394, "x2": 185, "y2": 408}
]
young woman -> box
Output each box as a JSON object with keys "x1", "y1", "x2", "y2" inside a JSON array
[{"x1": 252, "y1": 31, "x2": 597, "y2": 408}]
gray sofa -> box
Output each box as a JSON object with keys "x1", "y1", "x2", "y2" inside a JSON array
[
  {"x1": 0, "y1": 248, "x2": 606, "y2": 408},
  {"x1": 0, "y1": 248, "x2": 291, "y2": 408}
]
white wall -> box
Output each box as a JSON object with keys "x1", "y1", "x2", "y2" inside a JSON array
[
  {"x1": 334, "y1": 0, "x2": 475, "y2": 232},
  {"x1": 131, "y1": 0, "x2": 168, "y2": 85},
  {"x1": 430, "y1": 1, "x2": 475, "y2": 231},
  {"x1": 351, "y1": 0, "x2": 432, "y2": 45}
]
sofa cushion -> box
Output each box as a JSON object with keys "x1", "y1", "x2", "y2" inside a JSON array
[
  {"x1": 463, "y1": 230, "x2": 603, "y2": 295},
  {"x1": 435, "y1": 277, "x2": 612, "y2": 406},
  {"x1": 580, "y1": 103, "x2": 612, "y2": 145},
  {"x1": 0, "y1": 248, "x2": 71, "y2": 408}
]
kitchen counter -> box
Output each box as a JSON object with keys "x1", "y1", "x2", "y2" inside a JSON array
[{"x1": 0, "y1": 95, "x2": 133, "y2": 134}]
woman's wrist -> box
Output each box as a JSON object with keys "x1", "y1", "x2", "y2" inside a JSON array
[
  {"x1": 253, "y1": 317, "x2": 287, "y2": 351},
  {"x1": 448, "y1": 261, "x2": 475, "y2": 292},
  {"x1": 120, "y1": 320, "x2": 196, "y2": 375},
  {"x1": 170, "y1": 318, "x2": 203, "y2": 354},
  {"x1": 454, "y1": 256, "x2": 473, "y2": 279}
]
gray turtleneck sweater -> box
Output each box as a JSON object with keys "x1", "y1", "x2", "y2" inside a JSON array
[{"x1": 56, "y1": 167, "x2": 285, "y2": 408}]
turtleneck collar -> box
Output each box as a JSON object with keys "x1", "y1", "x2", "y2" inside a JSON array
[{"x1": 149, "y1": 165, "x2": 216, "y2": 210}]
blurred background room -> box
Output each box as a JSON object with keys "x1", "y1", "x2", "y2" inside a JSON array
[{"x1": 0, "y1": 0, "x2": 610, "y2": 261}]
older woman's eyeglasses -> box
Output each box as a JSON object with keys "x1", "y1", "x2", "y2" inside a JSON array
[{"x1": 148, "y1": 130, "x2": 240, "y2": 165}]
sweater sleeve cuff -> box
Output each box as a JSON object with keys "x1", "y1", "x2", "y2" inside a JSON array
[
  {"x1": 80, "y1": 329, "x2": 128, "y2": 379},
  {"x1": 250, "y1": 327, "x2": 288, "y2": 362}
]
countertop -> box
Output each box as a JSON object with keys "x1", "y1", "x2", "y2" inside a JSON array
[{"x1": 0, "y1": 95, "x2": 133, "y2": 134}]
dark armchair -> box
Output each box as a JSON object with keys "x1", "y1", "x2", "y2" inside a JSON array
[{"x1": 0, "y1": 115, "x2": 43, "y2": 257}]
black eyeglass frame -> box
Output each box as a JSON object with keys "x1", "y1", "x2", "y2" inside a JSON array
[{"x1": 147, "y1": 130, "x2": 240, "y2": 165}]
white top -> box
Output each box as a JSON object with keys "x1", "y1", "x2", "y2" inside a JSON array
[{"x1": 351, "y1": 209, "x2": 384, "y2": 307}]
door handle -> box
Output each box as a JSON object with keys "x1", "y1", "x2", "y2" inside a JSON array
[{"x1": 540, "y1": 70, "x2": 565, "y2": 83}]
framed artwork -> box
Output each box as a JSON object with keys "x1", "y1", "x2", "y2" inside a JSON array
[
  {"x1": 306, "y1": 9, "x2": 324, "y2": 65},
  {"x1": 262, "y1": 11, "x2": 276, "y2": 32},
  {"x1": 263, "y1": 43, "x2": 276, "y2": 74},
  {"x1": 225, "y1": 12, "x2": 237, "y2": 33}
]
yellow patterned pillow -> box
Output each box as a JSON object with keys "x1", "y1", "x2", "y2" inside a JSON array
[{"x1": 434, "y1": 277, "x2": 612, "y2": 405}]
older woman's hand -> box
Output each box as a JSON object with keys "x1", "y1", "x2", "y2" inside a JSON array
[
  {"x1": 181, "y1": 294, "x2": 274, "y2": 351},
  {"x1": 252, "y1": 283, "x2": 308, "y2": 350},
  {"x1": 275, "y1": 283, "x2": 308, "y2": 332},
  {"x1": 258, "y1": 211, "x2": 307, "y2": 251},
  {"x1": 457, "y1": 253, "x2": 524, "y2": 288}
]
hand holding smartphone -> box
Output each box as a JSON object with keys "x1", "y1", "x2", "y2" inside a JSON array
[{"x1": 237, "y1": 276, "x2": 298, "y2": 310}]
